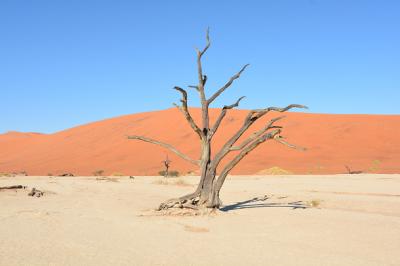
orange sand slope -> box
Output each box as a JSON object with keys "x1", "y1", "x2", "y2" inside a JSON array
[{"x1": 0, "y1": 108, "x2": 399, "y2": 175}]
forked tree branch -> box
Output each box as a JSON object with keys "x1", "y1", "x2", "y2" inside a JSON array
[
  {"x1": 194, "y1": 28, "x2": 211, "y2": 130},
  {"x1": 209, "y1": 96, "x2": 246, "y2": 137},
  {"x1": 230, "y1": 116, "x2": 285, "y2": 151},
  {"x1": 208, "y1": 64, "x2": 250, "y2": 104},
  {"x1": 127, "y1": 135, "x2": 200, "y2": 166},
  {"x1": 195, "y1": 27, "x2": 210, "y2": 88},
  {"x1": 196, "y1": 27, "x2": 210, "y2": 57},
  {"x1": 214, "y1": 129, "x2": 282, "y2": 191},
  {"x1": 212, "y1": 104, "x2": 307, "y2": 167},
  {"x1": 173, "y1": 86, "x2": 203, "y2": 138}
]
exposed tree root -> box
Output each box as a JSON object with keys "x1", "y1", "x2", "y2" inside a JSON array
[
  {"x1": 158, "y1": 192, "x2": 201, "y2": 211},
  {"x1": 157, "y1": 191, "x2": 223, "y2": 212},
  {"x1": 157, "y1": 207, "x2": 219, "y2": 217}
]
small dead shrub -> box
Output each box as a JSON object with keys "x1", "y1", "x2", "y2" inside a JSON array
[
  {"x1": 308, "y1": 199, "x2": 321, "y2": 208},
  {"x1": 158, "y1": 170, "x2": 180, "y2": 177},
  {"x1": 93, "y1": 170, "x2": 104, "y2": 176}
]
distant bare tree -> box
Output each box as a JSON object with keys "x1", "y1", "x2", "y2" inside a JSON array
[
  {"x1": 128, "y1": 29, "x2": 307, "y2": 210},
  {"x1": 162, "y1": 154, "x2": 171, "y2": 178}
]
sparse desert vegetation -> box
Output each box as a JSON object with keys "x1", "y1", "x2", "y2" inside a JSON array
[
  {"x1": 111, "y1": 172, "x2": 125, "y2": 176},
  {"x1": 0, "y1": 171, "x2": 27, "y2": 177},
  {"x1": 158, "y1": 170, "x2": 180, "y2": 177},
  {"x1": 152, "y1": 177, "x2": 191, "y2": 186},
  {"x1": 0, "y1": 172, "x2": 13, "y2": 177},
  {"x1": 256, "y1": 166, "x2": 293, "y2": 175},
  {"x1": 95, "y1": 176, "x2": 119, "y2": 182},
  {"x1": 369, "y1": 159, "x2": 382, "y2": 172},
  {"x1": 308, "y1": 199, "x2": 322, "y2": 208}
]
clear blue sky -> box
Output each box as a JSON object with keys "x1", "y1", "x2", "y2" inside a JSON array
[{"x1": 1, "y1": 0, "x2": 399, "y2": 133}]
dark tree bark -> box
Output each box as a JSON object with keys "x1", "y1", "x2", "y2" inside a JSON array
[{"x1": 128, "y1": 28, "x2": 307, "y2": 210}]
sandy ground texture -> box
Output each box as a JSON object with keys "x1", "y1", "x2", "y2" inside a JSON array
[{"x1": 1, "y1": 174, "x2": 400, "y2": 266}]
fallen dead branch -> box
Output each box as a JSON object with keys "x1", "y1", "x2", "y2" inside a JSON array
[{"x1": 0, "y1": 185, "x2": 27, "y2": 190}]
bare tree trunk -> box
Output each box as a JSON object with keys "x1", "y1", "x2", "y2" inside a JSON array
[
  {"x1": 165, "y1": 164, "x2": 169, "y2": 178},
  {"x1": 128, "y1": 28, "x2": 307, "y2": 211}
]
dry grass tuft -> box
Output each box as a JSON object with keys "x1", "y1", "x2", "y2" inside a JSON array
[
  {"x1": 152, "y1": 178, "x2": 192, "y2": 187},
  {"x1": 96, "y1": 176, "x2": 120, "y2": 182},
  {"x1": 308, "y1": 199, "x2": 322, "y2": 208},
  {"x1": 0, "y1": 172, "x2": 13, "y2": 177},
  {"x1": 111, "y1": 172, "x2": 125, "y2": 176},
  {"x1": 256, "y1": 167, "x2": 293, "y2": 175}
]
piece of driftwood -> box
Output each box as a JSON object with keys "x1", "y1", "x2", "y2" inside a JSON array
[
  {"x1": 28, "y1": 188, "x2": 44, "y2": 197},
  {"x1": 0, "y1": 185, "x2": 26, "y2": 190}
]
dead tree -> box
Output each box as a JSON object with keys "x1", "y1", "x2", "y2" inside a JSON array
[
  {"x1": 162, "y1": 154, "x2": 172, "y2": 178},
  {"x1": 128, "y1": 29, "x2": 307, "y2": 210}
]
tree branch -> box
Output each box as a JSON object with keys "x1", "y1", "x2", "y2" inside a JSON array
[
  {"x1": 251, "y1": 104, "x2": 308, "y2": 115},
  {"x1": 195, "y1": 27, "x2": 210, "y2": 88},
  {"x1": 214, "y1": 129, "x2": 282, "y2": 191},
  {"x1": 193, "y1": 28, "x2": 211, "y2": 131},
  {"x1": 188, "y1": 85, "x2": 199, "y2": 91},
  {"x1": 173, "y1": 86, "x2": 203, "y2": 138},
  {"x1": 274, "y1": 135, "x2": 307, "y2": 151},
  {"x1": 230, "y1": 116, "x2": 285, "y2": 151},
  {"x1": 208, "y1": 64, "x2": 249, "y2": 104},
  {"x1": 209, "y1": 96, "x2": 245, "y2": 137},
  {"x1": 210, "y1": 104, "x2": 307, "y2": 170},
  {"x1": 127, "y1": 135, "x2": 200, "y2": 166}
]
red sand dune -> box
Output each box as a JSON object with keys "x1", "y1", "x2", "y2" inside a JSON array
[{"x1": 0, "y1": 108, "x2": 399, "y2": 175}]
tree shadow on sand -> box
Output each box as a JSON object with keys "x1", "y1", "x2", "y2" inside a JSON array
[{"x1": 220, "y1": 195, "x2": 308, "y2": 212}]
